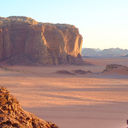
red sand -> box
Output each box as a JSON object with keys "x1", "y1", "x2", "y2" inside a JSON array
[{"x1": 1, "y1": 57, "x2": 128, "y2": 128}]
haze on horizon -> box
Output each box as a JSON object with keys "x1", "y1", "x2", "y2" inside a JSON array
[{"x1": 1, "y1": 0, "x2": 128, "y2": 49}]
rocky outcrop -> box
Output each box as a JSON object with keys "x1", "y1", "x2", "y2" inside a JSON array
[
  {"x1": 56, "y1": 69, "x2": 92, "y2": 75},
  {"x1": 0, "y1": 16, "x2": 83, "y2": 65},
  {"x1": 103, "y1": 64, "x2": 128, "y2": 72},
  {"x1": 103, "y1": 64, "x2": 128, "y2": 75},
  {"x1": 0, "y1": 87, "x2": 58, "y2": 128}
]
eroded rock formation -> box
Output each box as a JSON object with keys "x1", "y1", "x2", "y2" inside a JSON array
[
  {"x1": 102, "y1": 64, "x2": 128, "y2": 75},
  {"x1": 0, "y1": 87, "x2": 58, "y2": 128},
  {"x1": 0, "y1": 16, "x2": 83, "y2": 65},
  {"x1": 103, "y1": 64, "x2": 128, "y2": 72}
]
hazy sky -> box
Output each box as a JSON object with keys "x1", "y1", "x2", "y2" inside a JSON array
[{"x1": 1, "y1": 0, "x2": 128, "y2": 49}]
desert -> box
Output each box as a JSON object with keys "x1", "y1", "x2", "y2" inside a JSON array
[
  {"x1": 0, "y1": 56, "x2": 128, "y2": 128},
  {"x1": 0, "y1": 4, "x2": 128, "y2": 127},
  {"x1": 1, "y1": 0, "x2": 128, "y2": 128}
]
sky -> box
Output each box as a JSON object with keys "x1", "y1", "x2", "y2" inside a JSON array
[{"x1": 0, "y1": 0, "x2": 128, "y2": 49}]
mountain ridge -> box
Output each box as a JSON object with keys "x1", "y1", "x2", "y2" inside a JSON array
[{"x1": 82, "y1": 48, "x2": 128, "y2": 57}]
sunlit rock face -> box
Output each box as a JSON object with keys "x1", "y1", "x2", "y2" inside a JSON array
[
  {"x1": 0, "y1": 87, "x2": 58, "y2": 128},
  {"x1": 0, "y1": 16, "x2": 83, "y2": 65}
]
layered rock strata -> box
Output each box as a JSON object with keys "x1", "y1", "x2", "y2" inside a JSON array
[{"x1": 0, "y1": 16, "x2": 83, "y2": 65}]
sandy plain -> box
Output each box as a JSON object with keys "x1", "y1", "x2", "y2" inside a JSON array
[{"x1": 1, "y1": 57, "x2": 128, "y2": 128}]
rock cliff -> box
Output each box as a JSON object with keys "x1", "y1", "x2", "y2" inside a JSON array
[
  {"x1": 0, "y1": 87, "x2": 58, "y2": 128},
  {"x1": 0, "y1": 16, "x2": 83, "y2": 65}
]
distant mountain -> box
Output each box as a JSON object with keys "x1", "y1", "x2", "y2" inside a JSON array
[{"x1": 82, "y1": 48, "x2": 128, "y2": 57}]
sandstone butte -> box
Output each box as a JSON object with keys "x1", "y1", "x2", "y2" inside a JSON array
[
  {"x1": 0, "y1": 16, "x2": 83, "y2": 65},
  {"x1": 0, "y1": 87, "x2": 59, "y2": 128}
]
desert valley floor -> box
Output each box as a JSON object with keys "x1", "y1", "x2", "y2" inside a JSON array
[{"x1": 1, "y1": 57, "x2": 128, "y2": 128}]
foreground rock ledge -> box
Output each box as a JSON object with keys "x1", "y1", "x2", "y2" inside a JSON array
[
  {"x1": 0, "y1": 87, "x2": 58, "y2": 128},
  {"x1": 0, "y1": 16, "x2": 83, "y2": 65}
]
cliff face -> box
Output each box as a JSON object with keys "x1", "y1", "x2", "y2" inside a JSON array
[
  {"x1": 0, "y1": 16, "x2": 83, "y2": 65},
  {"x1": 0, "y1": 87, "x2": 58, "y2": 128}
]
